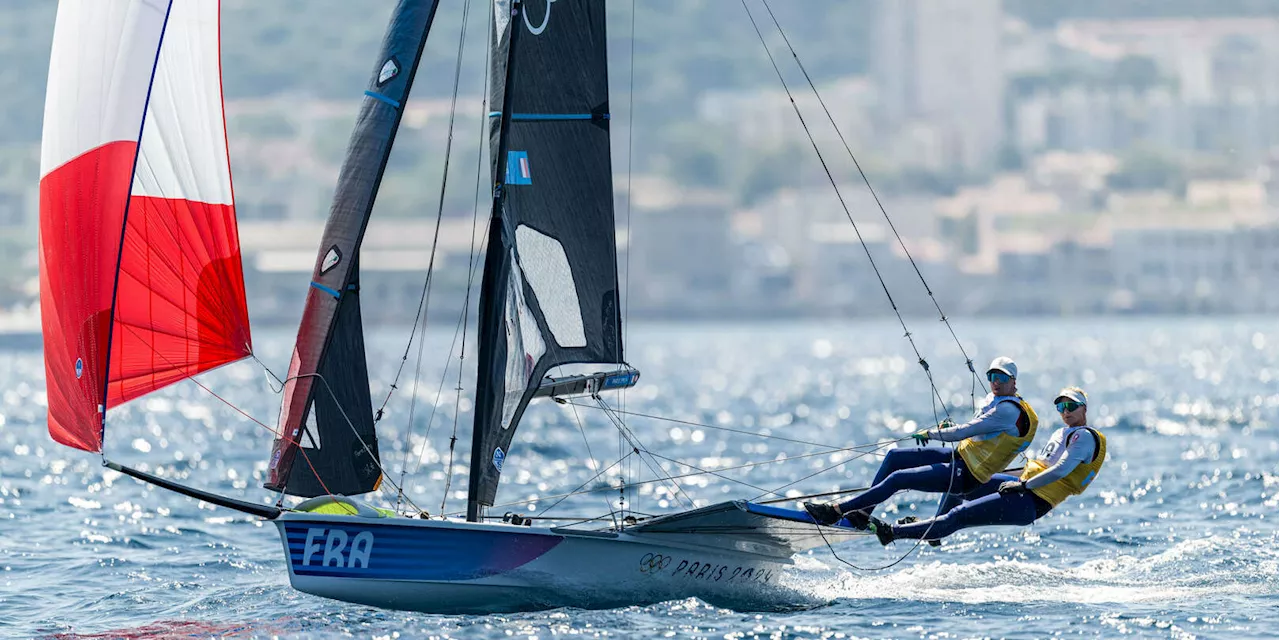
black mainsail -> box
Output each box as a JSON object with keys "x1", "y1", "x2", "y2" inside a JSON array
[
  {"x1": 266, "y1": 0, "x2": 442, "y2": 497},
  {"x1": 467, "y1": 0, "x2": 623, "y2": 521}
]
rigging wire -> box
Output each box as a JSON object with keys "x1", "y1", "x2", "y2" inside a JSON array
[
  {"x1": 486, "y1": 396, "x2": 910, "y2": 515},
  {"x1": 296, "y1": 371, "x2": 424, "y2": 514},
  {"x1": 455, "y1": 431, "x2": 906, "y2": 517},
  {"x1": 620, "y1": 0, "x2": 640, "y2": 526},
  {"x1": 736, "y1": 0, "x2": 951, "y2": 431},
  {"x1": 561, "y1": 400, "x2": 860, "y2": 450},
  {"x1": 751, "y1": 438, "x2": 898, "y2": 502},
  {"x1": 756, "y1": 0, "x2": 983, "y2": 411},
  {"x1": 373, "y1": 0, "x2": 477, "y2": 438},
  {"x1": 439, "y1": 3, "x2": 497, "y2": 517},
  {"x1": 593, "y1": 397, "x2": 695, "y2": 510},
  {"x1": 537, "y1": 452, "x2": 631, "y2": 517},
  {"x1": 392, "y1": 0, "x2": 476, "y2": 511},
  {"x1": 811, "y1": 444, "x2": 957, "y2": 572},
  {"x1": 113, "y1": 323, "x2": 339, "y2": 507},
  {"x1": 740, "y1": 0, "x2": 968, "y2": 568},
  {"x1": 568, "y1": 401, "x2": 621, "y2": 528}
]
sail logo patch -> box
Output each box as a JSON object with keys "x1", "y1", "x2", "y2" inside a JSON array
[
  {"x1": 378, "y1": 58, "x2": 400, "y2": 86},
  {"x1": 321, "y1": 246, "x2": 342, "y2": 274},
  {"x1": 522, "y1": 0, "x2": 556, "y2": 35},
  {"x1": 506, "y1": 151, "x2": 532, "y2": 185},
  {"x1": 492, "y1": 447, "x2": 506, "y2": 472},
  {"x1": 74, "y1": 358, "x2": 83, "y2": 379},
  {"x1": 302, "y1": 528, "x2": 375, "y2": 568}
]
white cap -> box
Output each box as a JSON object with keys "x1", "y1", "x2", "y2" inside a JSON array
[
  {"x1": 987, "y1": 356, "x2": 1018, "y2": 379},
  {"x1": 1055, "y1": 386, "x2": 1087, "y2": 405}
]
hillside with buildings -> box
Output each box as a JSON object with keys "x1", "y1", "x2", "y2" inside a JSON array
[{"x1": 0, "y1": 0, "x2": 1276, "y2": 327}]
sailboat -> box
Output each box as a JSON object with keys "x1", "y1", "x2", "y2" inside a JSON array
[{"x1": 40, "y1": 0, "x2": 876, "y2": 614}]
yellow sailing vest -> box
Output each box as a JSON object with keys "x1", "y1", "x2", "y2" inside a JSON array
[
  {"x1": 1021, "y1": 427, "x2": 1107, "y2": 507},
  {"x1": 956, "y1": 395, "x2": 1038, "y2": 483}
]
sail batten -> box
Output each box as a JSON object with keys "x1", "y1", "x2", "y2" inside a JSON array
[
  {"x1": 264, "y1": 0, "x2": 442, "y2": 497},
  {"x1": 40, "y1": 0, "x2": 251, "y2": 452},
  {"x1": 468, "y1": 0, "x2": 623, "y2": 520}
]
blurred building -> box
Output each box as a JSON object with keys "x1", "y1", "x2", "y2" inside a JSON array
[
  {"x1": 1012, "y1": 18, "x2": 1280, "y2": 162},
  {"x1": 697, "y1": 78, "x2": 875, "y2": 150},
  {"x1": 238, "y1": 219, "x2": 480, "y2": 326},
  {"x1": 1111, "y1": 221, "x2": 1244, "y2": 313},
  {"x1": 627, "y1": 177, "x2": 735, "y2": 316},
  {"x1": 872, "y1": 0, "x2": 1005, "y2": 173}
]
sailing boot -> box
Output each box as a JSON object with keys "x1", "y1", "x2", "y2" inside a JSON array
[
  {"x1": 894, "y1": 516, "x2": 941, "y2": 547},
  {"x1": 803, "y1": 502, "x2": 843, "y2": 526},
  {"x1": 868, "y1": 515, "x2": 895, "y2": 546},
  {"x1": 841, "y1": 508, "x2": 872, "y2": 530}
]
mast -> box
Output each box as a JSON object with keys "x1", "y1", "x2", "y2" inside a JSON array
[
  {"x1": 265, "y1": 0, "x2": 442, "y2": 497},
  {"x1": 467, "y1": 0, "x2": 623, "y2": 521},
  {"x1": 467, "y1": 0, "x2": 524, "y2": 525}
]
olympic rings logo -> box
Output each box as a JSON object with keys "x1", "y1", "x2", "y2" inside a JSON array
[{"x1": 638, "y1": 553, "x2": 673, "y2": 574}]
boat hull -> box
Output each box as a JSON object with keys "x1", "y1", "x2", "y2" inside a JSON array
[{"x1": 274, "y1": 512, "x2": 820, "y2": 613}]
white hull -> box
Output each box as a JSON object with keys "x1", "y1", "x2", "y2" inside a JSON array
[{"x1": 274, "y1": 502, "x2": 854, "y2": 613}]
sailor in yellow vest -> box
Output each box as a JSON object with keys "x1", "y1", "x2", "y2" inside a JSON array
[
  {"x1": 867, "y1": 385, "x2": 1107, "y2": 545},
  {"x1": 805, "y1": 356, "x2": 1038, "y2": 528}
]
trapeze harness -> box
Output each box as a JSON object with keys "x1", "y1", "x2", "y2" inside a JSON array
[
  {"x1": 1021, "y1": 425, "x2": 1108, "y2": 514},
  {"x1": 956, "y1": 394, "x2": 1039, "y2": 483},
  {"x1": 836, "y1": 395, "x2": 1038, "y2": 514},
  {"x1": 891, "y1": 425, "x2": 1106, "y2": 541}
]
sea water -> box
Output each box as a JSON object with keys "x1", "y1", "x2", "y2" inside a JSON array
[{"x1": 1, "y1": 317, "x2": 1276, "y2": 639}]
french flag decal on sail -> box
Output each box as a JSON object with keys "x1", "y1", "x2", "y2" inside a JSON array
[{"x1": 506, "y1": 151, "x2": 532, "y2": 185}]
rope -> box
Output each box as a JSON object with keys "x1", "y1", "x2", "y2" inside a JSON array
[
  {"x1": 111, "y1": 323, "x2": 338, "y2": 504},
  {"x1": 751, "y1": 438, "x2": 899, "y2": 501},
  {"x1": 594, "y1": 398, "x2": 695, "y2": 510},
  {"x1": 251, "y1": 353, "x2": 284, "y2": 393},
  {"x1": 740, "y1": 0, "x2": 972, "y2": 569},
  {"x1": 568, "y1": 401, "x2": 621, "y2": 527},
  {"x1": 391, "y1": 0, "x2": 476, "y2": 510},
  {"x1": 736, "y1": 0, "x2": 953, "y2": 427},
  {"x1": 620, "y1": 0, "x2": 640, "y2": 527},
  {"x1": 813, "y1": 444, "x2": 957, "y2": 572},
  {"x1": 537, "y1": 452, "x2": 631, "y2": 519},
  {"x1": 459, "y1": 426, "x2": 914, "y2": 517},
  {"x1": 562, "y1": 401, "x2": 858, "y2": 450},
  {"x1": 291, "y1": 372, "x2": 423, "y2": 514},
  {"x1": 756, "y1": 0, "x2": 984, "y2": 409},
  {"x1": 438, "y1": 5, "x2": 495, "y2": 515}
]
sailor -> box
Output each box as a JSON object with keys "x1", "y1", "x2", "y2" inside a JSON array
[
  {"x1": 868, "y1": 386, "x2": 1107, "y2": 545},
  {"x1": 804, "y1": 356, "x2": 1038, "y2": 528}
]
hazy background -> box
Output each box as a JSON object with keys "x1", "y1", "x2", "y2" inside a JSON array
[{"x1": 0, "y1": 0, "x2": 1277, "y2": 332}]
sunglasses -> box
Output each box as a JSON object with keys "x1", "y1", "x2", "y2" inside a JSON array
[
  {"x1": 1056, "y1": 401, "x2": 1084, "y2": 413},
  {"x1": 986, "y1": 372, "x2": 1012, "y2": 383}
]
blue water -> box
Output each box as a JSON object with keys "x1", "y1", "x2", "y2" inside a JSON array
[{"x1": 2, "y1": 317, "x2": 1276, "y2": 639}]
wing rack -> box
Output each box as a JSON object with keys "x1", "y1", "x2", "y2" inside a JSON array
[{"x1": 533, "y1": 369, "x2": 640, "y2": 399}]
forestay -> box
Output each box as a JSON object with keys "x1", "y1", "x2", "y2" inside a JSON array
[
  {"x1": 39, "y1": 0, "x2": 251, "y2": 452},
  {"x1": 469, "y1": 0, "x2": 623, "y2": 520}
]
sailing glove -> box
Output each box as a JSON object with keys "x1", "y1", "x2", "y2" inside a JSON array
[
  {"x1": 998, "y1": 480, "x2": 1028, "y2": 495},
  {"x1": 911, "y1": 431, "x2": 931, "y2": 446}
]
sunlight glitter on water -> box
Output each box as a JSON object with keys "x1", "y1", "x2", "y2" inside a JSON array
[{"x1": 1, "y1": 317, "x2": 1277, "y2": 638}]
